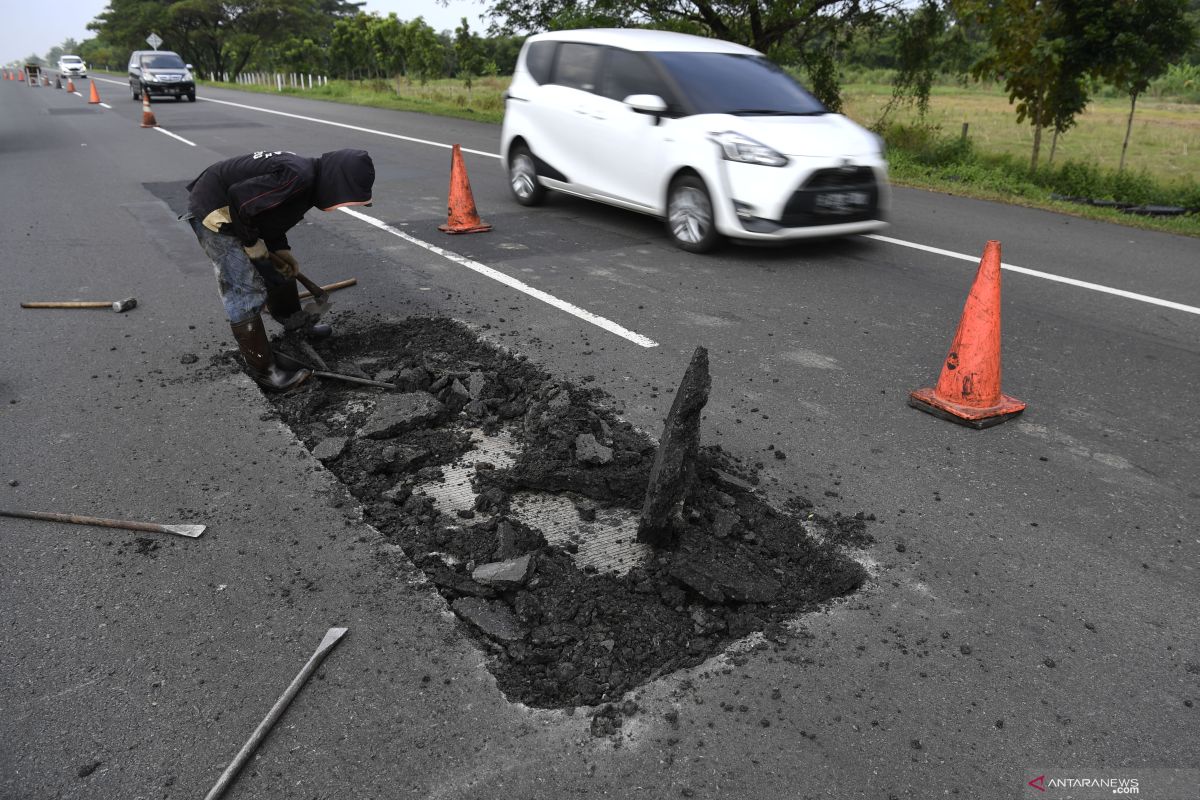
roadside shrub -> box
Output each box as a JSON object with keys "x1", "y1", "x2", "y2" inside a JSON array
[
  {"x1": 1050, "y1": 160, "x2": 1103, "y2": 199},
  {"x1": 1108, "y1": 170, "x2": 1159, "y2": 205},
  {"x1": 885, "y1": 124, "x2": 1197, "y2": 211},
  {"x1": 1149, "y1": 63, "x2": 1200, "y2": 103},
  {"x1": 879, "y1": 122, "x2": 974, "y2": 166}
]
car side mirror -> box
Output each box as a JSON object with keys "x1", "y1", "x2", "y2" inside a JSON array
[
  {"x1": 186, "y1": 64, "x2": 193, "y2": 70},
  {"x1": 625, "y1": 94, "x2": 667, "y2": 114},
  {"x1": 625, "y1": 94, "x2": 668, "y2": 126}
]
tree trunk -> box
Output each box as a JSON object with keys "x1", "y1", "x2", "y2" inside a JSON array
[
  {"x1": 1049, "y1": 128, "x2": 1059, "y2": 166},
  {"x1": 1119, "y1": 91, "x2": 1138, "y2": 173},
  {"x1": 1030, "y1": 124, "x2": 1042, "y2": 173}
]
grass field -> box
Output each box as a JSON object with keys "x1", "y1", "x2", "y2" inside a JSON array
[{"x1": 841, "y1": 81, "x2": 1200, "y2": 187}]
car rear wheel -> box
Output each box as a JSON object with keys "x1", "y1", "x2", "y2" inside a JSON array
[
  {"x1": 508, "y1": 145, "x2": 546, "y2": 206},
  {"x1": 666, "y1": 175, "x2": 720, "y2": 253}
]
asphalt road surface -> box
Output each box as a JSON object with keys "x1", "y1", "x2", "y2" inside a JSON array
[{"x1": 2, "y1": 76, "x2": 1197, "y2": 800}]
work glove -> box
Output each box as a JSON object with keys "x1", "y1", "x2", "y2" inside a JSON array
[
  {"x1": 242, "y1": 239, "x2": 268, "y2": 261},
  {"x1": 271, "y1": 249, "x2": 299, "y2": 278}
]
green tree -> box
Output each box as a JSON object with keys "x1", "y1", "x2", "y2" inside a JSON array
[
  {"x1": 454, "y1": 17, "x2": 486, "y2": 91},
  {"x1": 79, "y1": 37, "x2": 122, "y2": 71},
  {"x1": 959, "y1": 0, "x2": 1094, "y2": 172},
  {"x1": 1103, "y1": 0, "x2": 1197, "y2": 170},
  {"x1": 369, "y1": 13, "x2": 408, "y2": 78},
  {"x1": 486, "y1": 0, "x2": 901, "y2": 57},
  {"x1": 331, "y1": 13, "x2": 377, "y2": 78},
  {"x1": 404, "y1": 18, "x2": 445, "y2": 84},
  {"x1": 88, "y1": 0, "x2": 358, "y2": 80},
  {"x1": 875, "y1": 0, "x2": 944, "y2": 125},
  {"x1": 46, "y1": 38, "x2": 82, "y2": 65}
]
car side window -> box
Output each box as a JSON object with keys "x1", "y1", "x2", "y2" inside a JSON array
[
  {"x1": 552, "y1": 43, "x2": 602, "y2": 93},
  {"x1": 599, "y1": 48, "x2": 672, "y2": 104},
  {"x1": 524, "y1": 41, "x2": 557, "y2": 85}
]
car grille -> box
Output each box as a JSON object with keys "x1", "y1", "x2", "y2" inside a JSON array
[{"x1": 779, "y1": 166, "x2": 880, "y2": 227}]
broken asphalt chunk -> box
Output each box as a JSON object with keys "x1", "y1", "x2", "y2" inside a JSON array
[
  {"x1": 358, "y1": 393, "x2": 445, "y2": 439},
  {"x1": 452, "y1": 597, "x2": 525, "y2": 642},
  {"x1": 472, "y1": 554, "x2": 534, "y2": 589},
  {"x1": 639, "y1": 347, "x2": 711, "y2": 547}
]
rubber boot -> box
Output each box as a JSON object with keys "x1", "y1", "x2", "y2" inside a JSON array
[
  {"x1": 230, "y1": 314, "x2": 311, "y2": 391},
  {"x1": 265, "y1": 281, "x2": 332, "y2": 341}
]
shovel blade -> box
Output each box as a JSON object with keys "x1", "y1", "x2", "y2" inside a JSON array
[
  {"x1": 162, "y1": 524, "x2": 206, "y2": 538},
  {"x1": 162, "y1": 525, "x2": 206, "y2": 537}
]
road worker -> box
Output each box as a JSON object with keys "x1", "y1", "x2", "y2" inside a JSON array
[{"x1": 184, "y1": 149, "x2": 374, "y2": 391}]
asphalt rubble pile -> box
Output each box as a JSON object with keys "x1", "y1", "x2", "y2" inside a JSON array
[{"x1": 258, "y1": 316, "x2": 869, "y2": 720}]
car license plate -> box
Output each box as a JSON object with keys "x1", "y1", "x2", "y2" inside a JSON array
[{"x1": 815, "y1": 191, "x2": 869, "y2": 214}]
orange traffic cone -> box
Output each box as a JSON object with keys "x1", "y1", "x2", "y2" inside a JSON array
[
  {"x1": 66, "y1": 77, "x2": 75, "y2": 93},
  {"x1": 140, "y1": 91, "x2": 158, "y2": 128},
  {"x1": 87, "y1": 79, "x2": 101, "y2": 104},
  {"x1": 438, "y1": 144, "x2": 492, "y2": 234},
  {"x1": 908, "y1": 240, "x2": 1026, "y2": 429},
  {"x1": 18, "y1": 70, "x2": 25, "y2": 82}
]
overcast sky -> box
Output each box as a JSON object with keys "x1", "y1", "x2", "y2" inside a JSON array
[{"x1": 2, "y1": 0, "x2": 493, "y2": 65}]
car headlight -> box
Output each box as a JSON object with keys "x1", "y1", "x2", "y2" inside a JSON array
[
  {"x1": 146, "y1": 73, "x2": 159, "y2": 82},
  {"x1": 710, "y1": 131, "x2": 789, "y2": 167}
]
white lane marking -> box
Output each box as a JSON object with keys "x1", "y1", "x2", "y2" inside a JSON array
[
  {"x1": 865, "y1": 233, "x2": 1200, "y2": 317},
  {"x1": 338, "y1": 207, "x2": 658, "y2": 348},
  {"x1": 153, "y1": 126, "x2": 196, "y2": 146},
  {"x1": 197, "y1": 96, "x2": 501, "y2": 160},
  {"x1": 93, "y1": 75, "x2": 1195, "y2": 319},
  {"x1": 71, "y1": 92, "x2": 81, "y2": 97},
  {"x1": 98, "y1": 102, "x2": 111, "y2": 109}
]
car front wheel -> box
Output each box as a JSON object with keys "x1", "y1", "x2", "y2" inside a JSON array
[
  {"x1": 666, "y1": 174, "x2": 720, "y2": 253},
  {"x1": 131, "y1": 83, "x2": 139, "y2": 100},
  {"x1": 508, "y1": 145, "x2": 546, "y2": 206},
  {"x1": 187, "y1": 91, "x2": 196, "y2": 102}
]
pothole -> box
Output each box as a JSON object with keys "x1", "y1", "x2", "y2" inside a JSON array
[{"x1": 263, "y1": 317, "x2": 872, "y2": 712}]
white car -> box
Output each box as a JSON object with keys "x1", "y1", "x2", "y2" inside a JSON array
[
  {"x1": 501, "y1": 29, "x2": 889, "y2": 252},
  {"x1": 58, "y1": 55, "x2": 87, "y2": 78}
]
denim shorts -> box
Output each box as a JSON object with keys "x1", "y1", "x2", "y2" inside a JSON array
[{"x1": 185, "y1": 216, "x2": 284, "y2": 324}]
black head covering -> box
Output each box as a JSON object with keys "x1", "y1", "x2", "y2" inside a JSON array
[{"x1": 314, "y1": 149, "x2": 375, "y2": 210}]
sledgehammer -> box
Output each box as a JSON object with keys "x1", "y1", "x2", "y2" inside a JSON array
[{"x1": 21, "y1": 298, "x2": 137, "y2": 313}]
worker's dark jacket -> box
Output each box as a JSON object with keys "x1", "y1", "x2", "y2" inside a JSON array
[{"x1": 186, "y1": 149, "x2": 374, "y2": 251}]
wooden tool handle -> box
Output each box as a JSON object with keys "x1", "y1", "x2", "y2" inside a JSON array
[
  {"x1": 21, "y1": 301, "x2": 110, "y2": 309},
  {"x1": 1, "y1": 508, "x2": 168, "y2": 534},
  {"x1": 293, "y1": 271, "x2": 328, "y2": 300},
  {"x1": 203, "y1": 627, "x2": 348, "y2": 800},
  {"x1": 298, "y1": 278, "x2": 356, "y2": 300}
]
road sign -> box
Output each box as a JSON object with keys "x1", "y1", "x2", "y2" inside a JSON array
[{"x1": 146, "y1": 33, "x2": 163, "y2": 50}]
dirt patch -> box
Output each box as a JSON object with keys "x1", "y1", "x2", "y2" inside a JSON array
[{"x1": 265, "y1": 317, "x2": 869, "y2": 712}]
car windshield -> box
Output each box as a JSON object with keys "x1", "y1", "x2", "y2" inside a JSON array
[
  {"x1": 141, "y1": 54, "x2": 185, "y2": 70},
  {"x1": 651, "y1": 52, "x2": 826, "y2": 116},
  {"x1": 62, "y1": 56, "x2": 81, "y2": 63}
]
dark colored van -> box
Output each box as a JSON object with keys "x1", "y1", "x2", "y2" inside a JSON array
[{"x1": 129, "y1": 50, "x2": 195, "y2": 102}]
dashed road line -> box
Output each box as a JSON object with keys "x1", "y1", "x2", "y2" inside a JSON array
[
  {"x1": 339, "y1": 207, "x2": 658, "y2": 348},
  {"x1": 153, "y1": 127, "x2": 195, "y2": 146}
]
